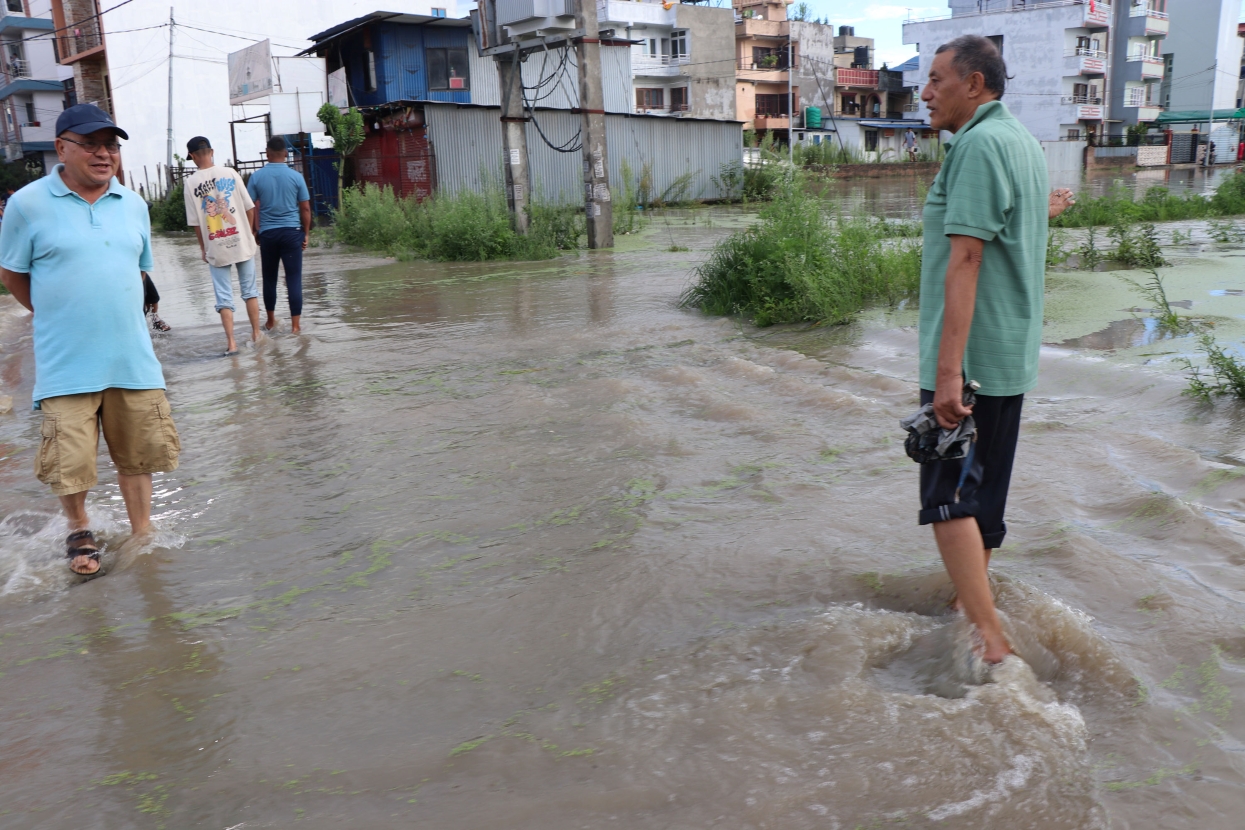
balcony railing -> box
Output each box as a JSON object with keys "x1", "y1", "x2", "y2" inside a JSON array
[
  {"x1": 1129, "y1": 4, "x2": 1167, "y2": 17},
  {"x1": 906, "y1": 1, "x2": 1110, "y2": 25},
  {"x1": 4, "y1": 58, "x2": 29, "y2": 79},
  {"x1": 837, "y1": 68, "x2": 879, "y2": 88},
  {"x1": 633, "y1": 54, "x2": 690, "y2": 72},
  {"x1": 738, "y1": 57, "x2": 791, "y2": 71},
  {"x1": 1127, "y1": 53, "x2": 1162, "y2": 63},
  {"x1": 1124, "y1": 89, "x2": 1160, "y2": 107},
  {"x1": 58, "y1": 17, "x2": 103, "y2": 61},
  {"x1": 1062, "y1": 95, "x2": 1103, "y2": 105},
  {"x1": 903, "y1": 103, "x2": 920, "y2": 112},
  {"x1": 1068, "y1": 48, "x2": 1107, "y2": 58}
]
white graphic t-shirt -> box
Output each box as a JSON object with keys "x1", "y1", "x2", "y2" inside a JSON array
[{"x1": 183, "y1": 166, "x2": 257, "y2": 267}]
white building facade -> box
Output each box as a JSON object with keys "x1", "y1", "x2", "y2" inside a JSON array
[
  {"x1": 0, "y1": 0, "x2": 74, "y2": 171},
  {"x1": 903, "y1": 0, "x2": 1113, "y2": 143}
]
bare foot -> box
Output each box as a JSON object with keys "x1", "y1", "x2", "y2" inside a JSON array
[
  {"x1": 265, "y1": 316, "x2": 277, "y2": 331},
  {"x1": 291, "y1": 316, "x2": 301, "y2": 334},
  {"x1": 981, "y1": 636, "x2": 1012, "y2": 665},
  {"x1": 224, "y1": 339, "x2": 238, "y2": 355}
]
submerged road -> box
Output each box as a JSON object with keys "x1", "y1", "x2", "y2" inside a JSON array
[{"x1": 2, "y1": 208, "x2": 1245, "y2": 828}]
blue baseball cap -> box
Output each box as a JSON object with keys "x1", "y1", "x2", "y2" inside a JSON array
[{"x1": 55, "y1": 103, "x2": 129, "y2": 140}]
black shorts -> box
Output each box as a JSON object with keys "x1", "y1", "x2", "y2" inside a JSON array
[{"x1": 918, "y1": 389, "x2": 1024, "y2": 549}]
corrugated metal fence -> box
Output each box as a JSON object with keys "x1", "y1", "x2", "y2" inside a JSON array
[{"x1": 424, "y1": 103, "x2": 743, "y2": 204}]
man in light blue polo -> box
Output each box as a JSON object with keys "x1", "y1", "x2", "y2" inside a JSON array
[
  {"x1": 0, "y1": 104, "x2": 180, "y2": 577},
  {"x1": 247, "y1": 136, "x2": 311, "y2": 334}
]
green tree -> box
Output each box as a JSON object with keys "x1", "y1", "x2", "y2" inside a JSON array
[{"x1": 317, "y1": 103, "x2": 367, "y2": 207}]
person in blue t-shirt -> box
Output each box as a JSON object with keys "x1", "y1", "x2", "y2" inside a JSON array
[
  {"x1": 247, "y1": 137, "x2": 311, "y2": 334},
  {"x1": 0, "y1": 104, "x2": 180, "y2": 577}
]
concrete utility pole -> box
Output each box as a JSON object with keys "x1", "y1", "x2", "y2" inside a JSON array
[
  {"x1": 572, "y1": 0, "x2": 613, "y2": 248},
  {"x1": 497, "y1": 52, "x2": 532, "y2": 234},
  {"x1": 166, "y1": 6, "x2": 174, "y2": 189}
]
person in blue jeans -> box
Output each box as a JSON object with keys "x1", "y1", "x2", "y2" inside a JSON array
[{"x1": 247, "y1": 137, "x2": 311, "y2": 334}]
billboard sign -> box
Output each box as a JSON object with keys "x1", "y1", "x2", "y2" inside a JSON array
[{"x1": 228, "y1": 40, "x2": 274, "y2": 105}]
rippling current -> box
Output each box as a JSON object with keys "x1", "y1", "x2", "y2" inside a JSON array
[{"x1": 2, "y1": 198, "x2": 1245, "y2": 829}]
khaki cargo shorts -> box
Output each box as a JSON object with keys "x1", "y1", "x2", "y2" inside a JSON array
[{"x1": 35, "y1": 388, "x2": 181, "y2": 496}]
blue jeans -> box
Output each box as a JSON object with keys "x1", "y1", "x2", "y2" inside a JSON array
[
  {"x1": 209, "y1": 258, "x2": 258, "y2": 312},
  {"x1": 258, "y1": 227, "x2": 305, "y2": 317}
]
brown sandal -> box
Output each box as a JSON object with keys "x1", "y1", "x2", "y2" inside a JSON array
[{"x1": 66, "y1": 530, "x2": 102, "y2": 576}]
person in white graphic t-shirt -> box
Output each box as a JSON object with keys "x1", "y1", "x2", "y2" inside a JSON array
[{"x1": 183, "y1": 136, "x2": 261, "y2": 355}]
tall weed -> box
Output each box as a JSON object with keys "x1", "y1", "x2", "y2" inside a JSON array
[
  {"x1": 1053, "y1": 171, "x2": 1245, "y2": 228},
  {"x1": 334, "y1": 182, "x2": 579, "y2": 261},
  {"x1": 679, "y1": 176, "x2": 920, "y2": 326}
]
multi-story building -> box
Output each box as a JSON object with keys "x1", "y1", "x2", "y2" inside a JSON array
[
  {"x1": 1160, "y1": 0, "x2": 1236, "y2": 114},
  {"x1": 599, "y1": 0, "x2": 735, "y2": 119},
  {"x1": 1108, "y1": 0, "x2": 1167, "y2": 131},
  {"x1": 0, "y1": 1, "x2": 73, "y2": 171},
  {"x1": 732, "y1": 0, "x2": 797, "y2": 134},
  {"x1": 903, "y1": 0, "x2": 1114, "y2": 143},
  {"x1": 49, "y1": 0, "x2": 112, "y2": 116}
]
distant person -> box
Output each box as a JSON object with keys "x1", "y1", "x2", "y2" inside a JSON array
[
  {"x1": 904, "y1": 127, "x2": 919, "y2": 161},
  {"x1": 246, "y1": 136, "x2": 311, "y2": 334},
  {"x1": 183, "y1": 136, "x2": 261, "y2": 355},
  {"x1": 0, "y1": 103, "x2": 180, "y2": 576},
  {"x1": 916, "y1": 36, "x2": 1074, "y2": 664}
]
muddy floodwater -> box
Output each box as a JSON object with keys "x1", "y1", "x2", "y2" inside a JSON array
[{"x1": 4, "y1": 187, "x2": 1245, "y2": 829}]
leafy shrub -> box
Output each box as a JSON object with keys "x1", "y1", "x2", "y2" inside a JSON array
[
  {"x1": 679, "y1": 176, "x2": 921, "y2": 326},
  {"x1": 148, "y1": 182, "x2": 187, "y2": 232}
]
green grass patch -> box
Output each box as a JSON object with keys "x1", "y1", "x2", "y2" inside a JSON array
[
  {"x1": 1052, "y1": 171, "x2": 1245, "y2": 228},
  {"x1": 679, "y1": 175, "x2": 921, "y2": 326},
  {"x1": 333, "y1": 180, "x2": 581, "y2": 261}
]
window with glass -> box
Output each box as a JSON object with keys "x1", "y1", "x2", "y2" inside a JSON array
[
  {"x1": 755, "y1": 94, "x2": 788, "y2": 116},
  {"x1": 427, "y1": 48, "x2": 470, "y2": 90},
  {"x1": 636, "y1": 88, "x2": 664, "y2": 110},
  {"x1": 24, "y1": 101, "x2": 35, "y2": 125},
  {"x1": 5, "y1": 0, "x2": 21, "y2": 12},
  {"x1": 671, "y1": 30, "x2": 688, "y2": 61},
  {"x1": 431, "y1": 7, "x2": 447, "y2": 17},
  {"x1": 364, "y1": 49, "x2": 377, "y2": 92},
  {"x1": 864, "y1": 129, "x2": 878, "y2": 151}
]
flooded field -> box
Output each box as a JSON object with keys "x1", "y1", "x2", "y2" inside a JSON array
[{"x1": 3, "y1": 183, "x2": 1245, "y2": 828}]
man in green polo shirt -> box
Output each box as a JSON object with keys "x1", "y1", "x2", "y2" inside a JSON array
[{"x1": 917, "y1": 36, "x2": 1074, "y2": 664}]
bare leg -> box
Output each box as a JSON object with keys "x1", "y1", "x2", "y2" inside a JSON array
[
  {"x1": 291, "y1": 314, "x2": 301, "y2": 334},
  {"x1": 117, "y1": 472, "x2": 153, "y2": 537},
  {"x1": 58, "y1": 491, "x2": 99, "y2": 574},
  {"x1": 950, "y1": 547, "x2": 993, "y2": 611},
  {"x1": 244, "y1": 297, "x2": 262, "y2": 343},
  {"x1": 265, "y1": 310, "x2": 278, "y2": 331},
  {"x1": 934, "y1": 517, "x2": 1010, "y2": 663},
  {"x1": 220, "y1": 308, "x2": 237, "y2": 353}
]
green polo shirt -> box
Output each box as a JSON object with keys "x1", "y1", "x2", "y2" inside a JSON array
[{"x1": 918, "y1": 100, "x2": 1049, "y2": 397}]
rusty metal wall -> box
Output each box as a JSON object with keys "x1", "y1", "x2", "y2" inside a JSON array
[{"x1": 424, "y1": 103, "x2": 742, "y2": 204}]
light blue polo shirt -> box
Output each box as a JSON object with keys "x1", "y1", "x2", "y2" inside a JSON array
[
  {"x1": 0, "y1": 165, "x2": 164, "y2": 404},
  {"x1": 246, "y1": 162, "x2": 310, "y2": 232}
]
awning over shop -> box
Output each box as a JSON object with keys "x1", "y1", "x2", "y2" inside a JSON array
[{"x1": 1157, "y1": 108, "x2": 1245, "y2": 124}]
